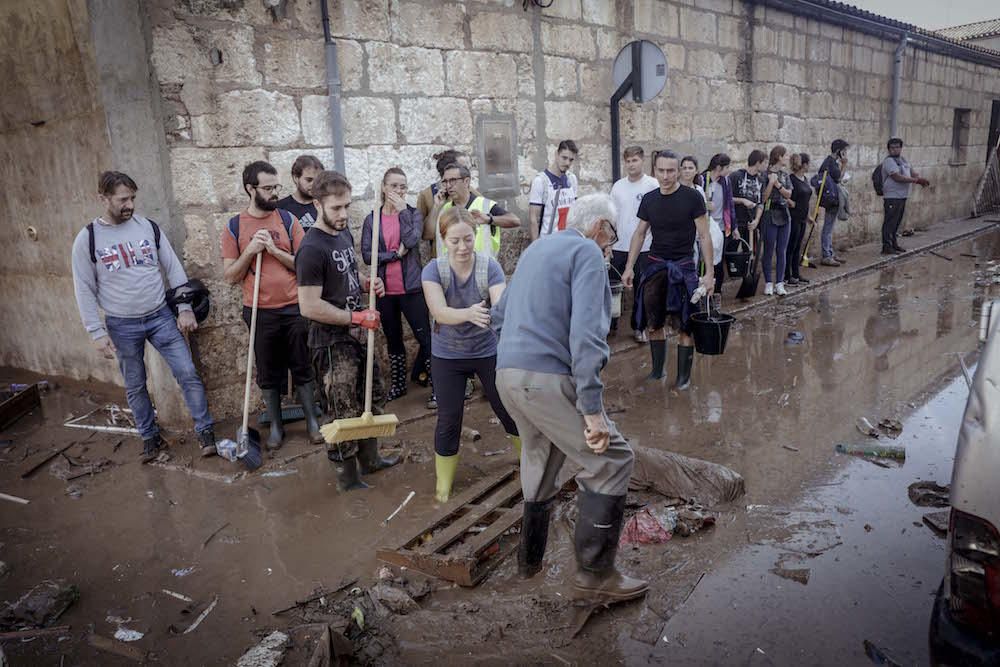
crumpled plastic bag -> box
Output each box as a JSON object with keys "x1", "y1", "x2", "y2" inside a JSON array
[
  {"x1": 619, "y1": 508, "x2": 672, "y2": 546},
  {"x1": 628, "y1": 445, "x2": 746, "y2": 506}
]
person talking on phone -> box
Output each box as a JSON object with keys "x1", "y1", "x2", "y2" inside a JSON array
[
  {"x1": 427, "y1": 163, "x2": 520, "y2": 260},
  {"x1": 817, "y1": 138, "x2": 849, "y2": 266}
]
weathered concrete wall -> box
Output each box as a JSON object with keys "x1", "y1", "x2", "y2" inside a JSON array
[{"x1": 0, "y1": 0, "x2": 115, "y2": 381}]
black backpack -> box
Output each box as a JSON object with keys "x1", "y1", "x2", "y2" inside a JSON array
[
  {"x1": 87, "y1": 218, "x2": 160, "y2": 263},
  {"x1": 872, "y1": 157, "x2": 902, "y2": 197}
]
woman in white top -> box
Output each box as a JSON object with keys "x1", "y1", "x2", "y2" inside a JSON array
[
  {"x1": 705, "y1": 153, "x2": 734, "y2": 294},
  {"x1": 682, "y1": 156, "x2": 723, "y2": 288}
]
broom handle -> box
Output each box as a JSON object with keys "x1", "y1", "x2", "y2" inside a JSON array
[
  {"x1": 242, "y1": 253, "x2": 263, "y2": 433},
  {"x1": 363, "y1": 202, "x2": 380, "y2": 416}
]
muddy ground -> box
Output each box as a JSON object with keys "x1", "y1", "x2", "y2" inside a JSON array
[{"x1": 0, "y1": 229, "x2": 997, "y2": 665}]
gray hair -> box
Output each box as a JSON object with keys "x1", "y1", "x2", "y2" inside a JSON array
[
  {"x1": 442, "y1": 163, "x2": 471, "y2": 179},
  {"x1": 565, "y1": 193, "x2": 618, "y2": 234}
]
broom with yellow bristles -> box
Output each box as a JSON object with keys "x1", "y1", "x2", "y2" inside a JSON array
[{"x1": 320, "y1": 193, "x2": 399, "y2": 444}]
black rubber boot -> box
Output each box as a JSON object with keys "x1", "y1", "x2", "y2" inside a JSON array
[
  {"x1": 295, "y1": 381, "x2": 324, "y2": 444},
  {"x1": 674, "y1": 345, "x2": 694, "y2": 391},
  {"x1": 386, "y1": 353, "x2": 407, "y2": 401},
  {"x1": 357, "y1": 438, "x2": 401, "y2": 475},
  {"x1": 573, "y1": 490, "x2": 648, "y2": 601},
  {"x1": 198, "y1": 428, "x2": 217, "y2": 458},
  {"x1": 647, "y1": 339, "x2": 666, "y2": 380},
  {"x1": 336, "y1": 455, "x2": 369, "y2": 491},
  {"x1": 518, "y1": 498, "x2": 554, "y2": 579},
  {"x1": 140, "y1": 434, "x2": 161, "y2": 464},
  {"x1": 262, "y1": 389, "x2": 285, "y2": 450}
]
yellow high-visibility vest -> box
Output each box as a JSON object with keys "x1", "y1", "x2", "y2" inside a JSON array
[{"x1": 438, "y1": 196, "x2": 502, "y2": 257}]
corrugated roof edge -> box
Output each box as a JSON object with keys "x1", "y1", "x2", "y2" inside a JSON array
[
  {"x1": 936, "y1": 18, "x2": 1000, "y2": 42},
  {"x1": 756, "y1": 0, "x2": 1000, "y2": 68}
]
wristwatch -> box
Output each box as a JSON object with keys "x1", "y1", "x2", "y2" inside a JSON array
[{"x1": 487, "y1": 214, "x2": 494, "y2": 225}]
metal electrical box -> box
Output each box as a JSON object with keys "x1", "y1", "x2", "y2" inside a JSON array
[{"x1": 475, "y1": 115, "x2": 518, "y2": 196}]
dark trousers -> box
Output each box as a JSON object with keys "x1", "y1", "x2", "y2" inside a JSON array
[
  {"x1": 431, "y1": 355, "x2": 518, "y2": 456},
  {"x1": 761, "y1": 212, "x2": 791, "y2": 284},
  {"x1": 882, "y1": 198, "x2": 907, "y2": 250},
  {"x1": 242, "y1": 306, "x2": 312, "y2": 390},
  {"x1": 609, "y1": 250, "x2": 647, "y2": 331},
  {"x1": 785, "y1": 218, "x2": 807, "y2": 280},
  {"x1": 377, "y1": 291, "x2": 432, "y2": 380}
]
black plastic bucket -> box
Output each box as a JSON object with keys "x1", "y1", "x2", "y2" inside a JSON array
[
  {"x1": 724, "y1": 238, "x2": 751, "y2": 277},
  {"x1": 689, "y1": 311, "x2": 735, "y2": 355}
]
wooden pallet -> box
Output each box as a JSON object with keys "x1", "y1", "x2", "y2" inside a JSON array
[{"x1": 376, "y1": 467, "x2": 524, "y2": 587}]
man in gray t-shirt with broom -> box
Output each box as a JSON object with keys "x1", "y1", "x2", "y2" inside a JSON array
[{"x1": 71, "y1": 171, "x2": 215, "y2": 463}]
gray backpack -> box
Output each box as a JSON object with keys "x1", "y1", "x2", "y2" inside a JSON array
[{"x1": 432, "y1": 253, "x2": 491, "y2": 331}]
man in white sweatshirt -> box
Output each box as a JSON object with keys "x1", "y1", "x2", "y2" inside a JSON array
[{"x1": 71, "y1": 171, "x2": 215, "y2": 463}]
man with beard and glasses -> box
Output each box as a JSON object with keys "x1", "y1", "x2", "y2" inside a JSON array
[
  {"x1": 72, "y1": 171, "x2": 216, "y2": 463},
  {"x1": 277, "y1": 154, "x2": 324, "y2": 229},
  {"x1": 221, "y1": 161, "x2": 322, "y2": 449}
]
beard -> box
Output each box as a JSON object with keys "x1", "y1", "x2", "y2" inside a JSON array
[{"x1": 255, "y1": 191, "x2": 279, "y2": 211}]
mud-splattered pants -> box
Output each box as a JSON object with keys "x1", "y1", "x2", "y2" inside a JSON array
[{"x1": 311, "y1": 339, "x2": 385, "y2": 459}]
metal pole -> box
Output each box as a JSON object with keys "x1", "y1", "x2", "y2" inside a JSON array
[
  {"x1": 610, "y1": 42, "x2": 643, "y2": 183},
  {"x1": 321, "y1": 0, "x2": 346, "y2": 173},
  {"x1": 889, "y1": 33, "x2": 907, "y2": 139}
]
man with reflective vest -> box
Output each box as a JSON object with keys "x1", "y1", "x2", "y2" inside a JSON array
[{"x1": 429, "y1": 162, "x2": 520, "y2": 258}]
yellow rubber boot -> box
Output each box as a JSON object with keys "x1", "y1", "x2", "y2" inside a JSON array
[
  {"x1": 435, "y1": 453, "x2": 459, "y2": 503},
  {"x1": 511, "y1": 436, "x2": 522, "y2": 459}
]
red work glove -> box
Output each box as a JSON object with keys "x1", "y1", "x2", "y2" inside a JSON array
[{"x1": 351, "y1": 309, "x2": 381, "y2": 330}]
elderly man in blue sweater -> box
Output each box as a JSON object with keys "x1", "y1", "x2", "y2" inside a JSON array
[{"x1": 494, "y1": 193, "x2": 647, "y2": 602}]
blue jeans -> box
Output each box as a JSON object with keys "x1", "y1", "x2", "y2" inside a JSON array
[
  {"x1": 762, "y1": 211, "x2": 791, "y2": 284},
  {"x1": 105, "y1": 305, "x2": 213, "y2": 439},
  {"x1": 821, "y1": 207, "x2": 838, "y2": 258}
]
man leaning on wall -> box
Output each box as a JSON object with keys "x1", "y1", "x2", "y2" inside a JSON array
[{"x1": 71, "y1": 171, "x2": 217, "y2": 463}]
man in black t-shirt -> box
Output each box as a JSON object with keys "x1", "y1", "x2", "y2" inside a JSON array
[
  {"x1": 278, "y1": 155, "x2": 324, "y2": 229},
  {"x1": 622, "y1": 150, "x2": 714, "y2": 390},
  {"x1": 295, "y1": 170, "x2": 401, "y2": 491}
]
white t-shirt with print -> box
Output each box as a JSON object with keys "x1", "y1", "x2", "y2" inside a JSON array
[
  {"x1": 610, "y1": 175, "x2": 659, "y2": 253},
  {"x1": 529, "y1": 170, "x2": 579, "y2": 236}
]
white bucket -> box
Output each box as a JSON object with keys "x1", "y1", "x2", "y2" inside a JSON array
[{"x1": 610, "y1": 280, "x2": 624, "y2": 318}]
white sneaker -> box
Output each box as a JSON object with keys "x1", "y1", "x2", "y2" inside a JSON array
[
  {"x1": 633, "y1": 330, "x2": 648, "y2": 343},
  {"x1": 775, "y1": 282, "x2": 787, "y2": 296},
  {"x1": 764, "y1": 283, "x2": 774, "y2": 296}
]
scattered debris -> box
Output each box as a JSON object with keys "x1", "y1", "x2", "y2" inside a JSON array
[
  {"x1": 784, "y1": 331, "x2": 805, "y2": 345},
  {"x1": 237, "y1": 631, "x2": 290, "y2": 667},
  {"x1": 201, "y1": 522, "x2": 230, "y2": 550},
  {"x1": 0, "y1": 625, "x2": 70, "y2": 641},
  {"x1": 369, "y1": 584, "x2": 419, "y2": 614},
  {"x1": 0, "y1": 492, "x2": 28, "y2": 505},
  {"x1": 863, "y1": 639, "x2": 902, "y2": 666},
  {"x1": 171, "y1": 566, "x2": 197, "y2": 578},
  {"x1": 908, "y1": 481, "x2": 950, "y2": 508},
  {"x1": 928, "y1": 250, "x2": 952, "y2": 262},
  {"x1": 482, "y1": 449, "x2": 507, "y2": 457},
  {"x1": 782, "y1": 445, "x2": 800, "y2": 452},
  {"x1": 215, "y1": 438, "x2": 241, "y2": 462},
  {"x1": 959, "y1": 252, "x2": 978, "y2": 258},
  {"x1": 113, "y1": 627, "x2": 145, "y2": 642},
  {"x1": 64, "y1": 404, "x2": 139, "y2": 435},
  {"x1": 19, "y1": 442, "x2": 79, "y2": 479},
  {"x1": 620, "y1": 508, "x2": 672, "y2": 545},
  {"x1": 180, "y1": 595, "x2": 218, "y2": 635},
  {"x1": 629, "y1": 445, "x2": 745, "y2": 505},
  {"x1": 88, "y1": 634, "x2": 148, "y2": 662},
  {"x1": 770, "y1": 566, "x2": 810, "y2": 585},
  {"x1": 461, "y1": 427, "x2": 481, "y2": 441},
  {"x1": 1, "y1": 580, "x2": 79, "y2": 629},
  {"x1": 922, "y1": 510, "x2": 950, "y2": 536},
  {"x1": 876, "y1": 418, "x2": 903, "y2": 438},
  {"x1": 835, "y1": 442, "x2": 906, "y2": 461},
  {"x1": 161, "y1": 589, "x2": 193, "y2": 603},
  {"x1": 382, "y1": 491, "x2": 415, "y2": 527},
  {"x1": 674, "y1": 506, "x2": 716, "y2": 537},
  {"x1": 864, "y1": 524, "x2": 873, "y2": 532},
  {"x1": 261, "y1": 469, "x2": 298, "y2": 478},
  {"x1": 855, "y1": 417, "x2": 880, "y2": 438},
  {"x1": 271, "y1": 577, "x2": 358, "y2": 616}
]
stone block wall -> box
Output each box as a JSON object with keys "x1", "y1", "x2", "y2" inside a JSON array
[{"x1": 3, "y1": 0, "x2": 998, "y2": 422}]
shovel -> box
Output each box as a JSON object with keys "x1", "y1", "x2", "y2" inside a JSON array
[
  {"x1": 236, "y1": 253, "x2": 263, "y2": 465},
  {"x1": 319, "y1": 199, "x2": 399, "y2": 445},
  {"x1": 801, "y1": 171, "x2": 828, "y2": 268},
  {"x1": 736, "y1": 226, "x2": 759, "y2": 299}
]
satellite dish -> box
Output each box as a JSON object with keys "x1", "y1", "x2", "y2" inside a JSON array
[{"x1": 612, "y1": 40, "x2": 668, "y2": 103}]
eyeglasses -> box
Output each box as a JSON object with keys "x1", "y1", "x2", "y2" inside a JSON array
[
  {"x1": 600, "y1": 219, "x2": 618, "y2": 247},
  {"x1": 255, "y1": 184, "x2": 283, "y2": 194},
  {"x1": 441, "y1": 177, "x2": 469, "y2": 187}
]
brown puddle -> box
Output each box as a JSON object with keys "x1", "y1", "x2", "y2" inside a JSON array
[{"x1": 0, "y1": 231, "x2": 997, "y2": 664}]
